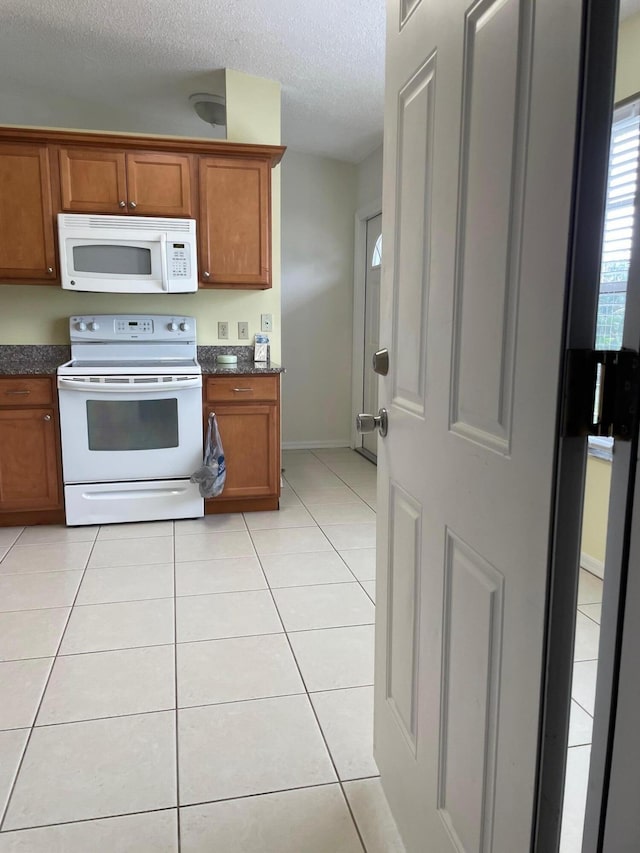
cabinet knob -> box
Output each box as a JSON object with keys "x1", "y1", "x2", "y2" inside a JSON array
[
  {"x1": 203, "y1": 271, "x2": 210, "y2": 278},
  {"x1": 47, "y1": 267, "x2": 54, "y2": 274},
  {"x1": 129, "y1": 201, "x2": 137, "y2": 209},
  {"x1": 119, "y1": 200, "x2": 126, "y2": 208},
  {"x1": 43, "y1": 414, "x2": 51, "y2": 421}
]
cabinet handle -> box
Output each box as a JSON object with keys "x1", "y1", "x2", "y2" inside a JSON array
[
  {"x1": 119, "y1": 200, "x2": 126, "y2": 208},
  {"x1": 47, "y1": 267, "x2": 54, "y2": 274},
  {"x1": 43, "y1": 414, "x2": 51, "y2": 421},
  {"x1": 129, "y1": 201, "x2": 137, "y2": 209},
  {"x1": 232, "y1": 388, "x2": 253, "y2": 393},
  {"x1": 203, "y1": 271, "x2": 210, "y2": 278},
  {"x1": 5, "y1": 389, "x2": 30, "y2": 396}
]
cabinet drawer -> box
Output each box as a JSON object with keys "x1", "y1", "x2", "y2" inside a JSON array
[
  {"x1": 205, "y1": 375, "x2": 278, "y2": 403},
  {"x1": 0, "y1": 378, "x2": 53, "y2": 407}
]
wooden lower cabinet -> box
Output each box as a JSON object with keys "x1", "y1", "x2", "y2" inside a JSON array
[
  {"x1": 0, "y1": 377, "x2": 64, "y2": 525},
  {"x1": 203, "y1": 375, "x2": 281, "y2": 513}
]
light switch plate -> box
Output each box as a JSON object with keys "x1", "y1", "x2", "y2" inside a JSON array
[
  {"x1": 238, "y1": 321, "x2": 249, "y2": 340},
  {"x1": 218, "y1": 321, "x2": 229, "y2": 340},
  {"x1": 261, "y1": 314, "x2": 273, "y2": 332}
]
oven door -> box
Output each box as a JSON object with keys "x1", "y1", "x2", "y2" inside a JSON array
[{"x1": 57, "y1": 376, "x2": 203, "y2": 484}]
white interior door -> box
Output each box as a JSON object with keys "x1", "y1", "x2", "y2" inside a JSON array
[
  {"x1": 374, "y1": 1, "x2": 590, "y2": 850},
  {"x1": 362, "y1": 213, "x2": 382, "y2": 459}
]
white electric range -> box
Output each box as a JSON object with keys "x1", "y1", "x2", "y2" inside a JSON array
[{"x1": 57, "y1": 314, "x2": 204, "y2": 526}]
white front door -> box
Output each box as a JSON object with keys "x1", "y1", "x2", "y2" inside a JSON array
[
  {"x1": 374, "y1": 0, "x2": 593, "y2": 850},
  {"x1": 362, "y1": 213, "x2": 382, "y2": 459}
]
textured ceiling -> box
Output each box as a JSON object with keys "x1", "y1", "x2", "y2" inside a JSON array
[
  {"x1": 1, "y1": 1, "x2": 638, "y2": 164},
  {"x1": 0, "y1": 0, "x2": 385, "y2": 163}
]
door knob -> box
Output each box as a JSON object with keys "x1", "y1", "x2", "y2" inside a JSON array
[
  {"x1": 357, "y1": 408, "x2": 388, "y2": 437},
  {"x1": 372, "y1": 348, "x2": 389, "y2": 376}
]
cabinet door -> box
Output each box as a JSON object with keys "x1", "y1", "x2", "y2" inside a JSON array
[
  {"x1": 199, "y1": 157, "x2": 271, "y2": 287},
  {"x1": 0, "y1": 408, "x2": 61, "y2": 511},
  {"x1": 0, "y1": 144, "x2": 57, "y2": 282},
  {"x1": 126, "y1": 152, "x2": 194, "y2": 217},
  {"x1": 206, "y1": 404, "x2": 279, "y2": 499},
  {"x1": 59, "y1": 148, "x2": 127, "y2": 213}
]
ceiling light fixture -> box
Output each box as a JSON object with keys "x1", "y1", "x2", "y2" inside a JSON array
[{"x1": 189, "y1": 93, "x2": 226, "y2": 127}]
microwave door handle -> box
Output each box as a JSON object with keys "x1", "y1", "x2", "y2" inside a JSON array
[
  {"x1": 160, "y1": 234, "x2": 169, "y2": 291},
  {"x1": 57, "y1": 377, "x2": 202, "y2": 393}
]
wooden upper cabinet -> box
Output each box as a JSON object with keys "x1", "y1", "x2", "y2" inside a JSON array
[
  {"x1": 59, "y1": 148, "x2": 127, "y2": 213},
  {"x1": 58, "y1": 148, "x2": 194, "y2": 217},
  {"x1": 126, "y1": 152, "x2": 193, "y2": 217},
  {"x1": 0, "y1": 143, "x2": 57, "y2": 282},
  {"x1": 199, "y1": 156, "x2": 271, "y2": 288}
]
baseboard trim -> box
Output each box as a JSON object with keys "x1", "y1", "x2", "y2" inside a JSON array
[
  {"x1": 281, "y1": 440, "x2": 352, "y2": 450},
  {"x1": 580, "y1": 551, "x2": 605, "y2": 580}
]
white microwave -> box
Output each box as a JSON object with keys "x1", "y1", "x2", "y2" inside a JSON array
[{"x1": 57, "y1": 214, "x2": 198, "y2": 294}]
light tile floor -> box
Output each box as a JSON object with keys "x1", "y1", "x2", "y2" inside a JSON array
[
  {"x1": 0, "y1": 449, "x2": 406, "y2": 852},
  {"x1": 561, "y1": 567, "x2": 604, "y2": 853}
]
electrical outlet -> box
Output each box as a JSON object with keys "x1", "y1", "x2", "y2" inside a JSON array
[
  {"x1": 238, "y1": 321, "x2": 249, "y2": 340},
  {"x1": 261, "y1": 313, "x2": 273, "y2": 332},
  {"x1": 217, "y1": 321, "x2": 229, "y2": 340}
]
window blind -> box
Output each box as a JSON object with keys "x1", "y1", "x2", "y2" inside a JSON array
[{"x1": 596, "y1": 100, "x2": 640, "y2": 350}]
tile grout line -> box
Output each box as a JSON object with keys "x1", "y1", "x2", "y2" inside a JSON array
[
  {"x1": 246, "y1": 500, "x2": 372, "y2": 853},
  {"x1": 294, "y1": 451, "x2": 377, "y2": 851},
  {"x1": 0, "y1": 682, "x2": 377, "y2": 734},
  {"x1": 171, "y1": 521, "x2": 182, "y2": 853},
  {"x1": 0, "y1": 528, "x2": 100, "y2": 833},
  {"x1": 0, "y1": 775, "x2": 384, "y2": 839},
  {"x1": 283, "y1": 472, "x2": 377, "y2": 604}
]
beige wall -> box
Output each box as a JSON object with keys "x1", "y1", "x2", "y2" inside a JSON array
[
  {"x1": 0, "y1": 70, "x2": 282, "y2": 360},
  {"x1": 615, "y1": 10, "x2": 640, "y2": 102},
  {"x1": 356, "y1": 144, "x2": 383, "y2": 210},
  {"x1": 281, "y1": 150, "x2": 357, "y2": 447},
  {"x1": 581, "y1": 456, "x2": 612, "y2": 573}
]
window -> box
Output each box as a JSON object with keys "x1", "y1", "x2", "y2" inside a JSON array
[
  {"x1": 371, "y1": 234, "x2": 382, "y2": 269},
  {"x1": 596, "y1": 97, "x2": 640, "y2": 350}
]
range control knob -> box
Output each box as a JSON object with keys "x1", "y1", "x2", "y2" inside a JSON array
[
  {"x1": 168, "y1": 322, "x2": 178, "y2": 331},
  {"x1": 76, "y1": 321, "x2": 87, "y2": 332},
  {"x1": 88, "y1": 321, "x2": 100, "y2": 332},
  {"x1": 180, "y1": 321, "x2": 190, "y2": 332}
]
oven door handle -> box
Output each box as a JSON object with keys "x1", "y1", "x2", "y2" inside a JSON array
[{"x1": 57, "y1": 377, "x2": 202, "y2": 393}]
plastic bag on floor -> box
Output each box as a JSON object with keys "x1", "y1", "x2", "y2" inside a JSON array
[{"x1": 191, "y1": 411, "x2": 226, "y2": 498}]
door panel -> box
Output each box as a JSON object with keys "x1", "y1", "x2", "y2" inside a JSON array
[
  {"x1": 376, "y1": 1, "x2": 589, "y2": 850},
  {"x1": 391, "y1": 58, "x2": 434, "y2": 416},
  {"x1": 0, "y1": 408, "x2": 60, "y2": 510},
  {"x1": 198, "y1": 157, "x2": 270, "y2": 287},
  {"x1": 450, "y1": 0, "x2": 530, "y2": 453},
  {"x1": 58, "y1": 148, "x2": 127, "y2": 213},
  {"x1": 209, "y1": 404, "x2": 278, "y2": 498},
  {"x1": 0, "y1": 144, "x2": 56, "y2": 281},
  {"x1": 126, "y1": 152, "x2": 193, "y2": 217}
]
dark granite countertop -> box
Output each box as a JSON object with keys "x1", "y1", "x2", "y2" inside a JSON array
[
  {"x1": 198, "y1": 360, "x2": 284, "y2": 375},
  {"x1": 198, "y1": 346, "x2": 284, "y2": 375},
  {"x1": 0, "y1": 345, "x2": 284, "y2": 377},
  {"x1": 0, "y1": 345, "x2": 70, "y2": 376}
]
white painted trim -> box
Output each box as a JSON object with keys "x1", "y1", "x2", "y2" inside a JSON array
[
  {"x1": 282, "y1": 439, "x2": 351, "y2": 450},
  {"x1": 580, "y1": 551, "x2": 605, "y2": 580},
  {"x1": 351, "y1": 199, "x2": 383, "y2": 449}
]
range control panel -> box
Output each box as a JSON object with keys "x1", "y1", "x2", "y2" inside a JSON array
[
  {"x1": 115, "y1": 318, "x2": 154, "y2": 335},
  {"x1": 69, "y1": 315, "x2": 197, "y2": 342}
]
